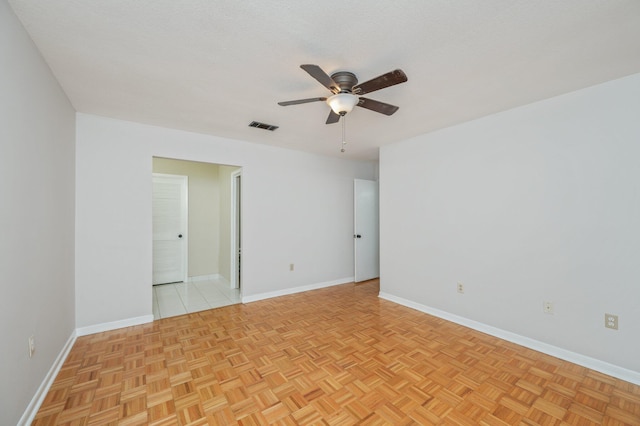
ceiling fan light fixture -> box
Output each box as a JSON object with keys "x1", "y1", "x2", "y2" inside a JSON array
[{"x1": 327, "y1": 93, "x2": 358, "y2": 115}]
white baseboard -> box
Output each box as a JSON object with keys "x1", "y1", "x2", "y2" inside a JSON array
[
  {"x1": 21, "y1": 314, "x2": 155, "y2": 423},
  {"x1": 18, "y1": 330, "x2": 77, "y2": 426},
  {"x1": 188, "y1": 274, "x2": 234, "y2": 288},
  {"x1": 242, "y1": 277, "x2": 354, "y2": 304},
  {"x1": 379, "y1": 292, "x2": 640, "y2": 386},
  {"x1": 188, "y1": 274, "x2": 220, "y2": 282},
  {"x1": 75, "y1": 314, "x2": 154, "y2": 337}
]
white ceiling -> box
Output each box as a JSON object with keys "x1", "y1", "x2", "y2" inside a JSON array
[{"x1": 8, "y1": 1, "x2": 640, "y2": 160}]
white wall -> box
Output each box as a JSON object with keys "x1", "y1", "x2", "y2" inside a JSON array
[
  {"x1": 380, "y1": 73, "x2": 640, "y2": 375},
  {"x1": 76, "y1": 113, "x2": 375, "y2": 328},
  {"x1": 0, "y1": 3, "x2": 76, "y2": 425}
]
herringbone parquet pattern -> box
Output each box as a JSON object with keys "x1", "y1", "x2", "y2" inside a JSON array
[{"x1": 34, "y1": 281, "x2": 640, "y2": 425}]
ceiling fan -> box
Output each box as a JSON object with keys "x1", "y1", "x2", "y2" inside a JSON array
[{"x1": 278, "y1": 64, "x2": 408, "y2": 124}]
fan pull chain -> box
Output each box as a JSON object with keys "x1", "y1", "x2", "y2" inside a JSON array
[{"x1": 341, "y1": 115, "x2": 347, "y2": 153}]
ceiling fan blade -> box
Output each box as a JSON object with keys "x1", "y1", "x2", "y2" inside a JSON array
[
  {"x1": 357, "y1": 97, "x2": 399, "y2": 116},
  {"x1": 352, "y1": 69, "x2": 407, "y2": 95},
  {"x1": 301, "y1": 64, "x2": 340, "y2": 94},
  {"x1": 326, "y1": 110, "x2": 341, "y2": 124},
  {"x1": 278, "y1": 97, "x2": 327, "y2": 106}
]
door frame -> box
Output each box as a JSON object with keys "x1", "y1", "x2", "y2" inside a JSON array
[
  {"x1": 230, "y1": 169, "x2": 242, "y2": 290},
  {"x1": 152, "y1": 173, "x2": 189, "y2": 284}
]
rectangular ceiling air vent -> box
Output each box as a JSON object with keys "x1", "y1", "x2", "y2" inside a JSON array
[{"x1": 249, "y1": 121, "x2": 278, "y2": 131}]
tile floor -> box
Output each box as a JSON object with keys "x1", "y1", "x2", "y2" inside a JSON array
[{"x1": 152, "y1": 278, "x2": 241, "y2": 319}]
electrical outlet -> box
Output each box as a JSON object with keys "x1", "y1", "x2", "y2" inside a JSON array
[
  {"x1": 289, "y1": 263, "x2": 294, "y2": 272},
  {"x1": 28, "y1": 335, "x2": 35, "y2": 358},
  {"x1": 605, "y1": 313, "x2": 619, "y2": 330},
  {"x1": 543, "y1": 301, "x2": 554, "y2": 314},
  {"x1": 457, "y1": 282, "x2": 464, "y2": 294}
]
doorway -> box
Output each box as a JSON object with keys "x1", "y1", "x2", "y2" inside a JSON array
[
  {"x1": 151, "y1": 158, "x2": 242, "y2": 318},
  {"x1": 354, "y1": 179, "x2": 380, "y2": 282}
]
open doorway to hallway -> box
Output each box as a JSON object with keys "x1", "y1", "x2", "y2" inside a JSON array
[{"x1": 152, "y1": 157, "x2": 242, "y2": 318}]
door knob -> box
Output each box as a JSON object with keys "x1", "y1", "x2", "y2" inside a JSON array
[
  {"x1": 178, "y1": 234, "x2": 183, "y2": 238},
  {"x1": 354, "y1": 234, "x2": 362, "y2": 239}
]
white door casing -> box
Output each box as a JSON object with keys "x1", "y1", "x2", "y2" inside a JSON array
[
  {"x1": 230, "y1": 169, "x2": 242, "y2": 289},
  {"x1": 354, "y1": 179, "x2": 380, "y2": 282},
  {"x1": 152, "y1": 173, "x2": 188, "y2": 285}
]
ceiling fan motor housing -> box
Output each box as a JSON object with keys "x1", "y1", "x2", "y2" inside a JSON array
[{"x1": 330, "y1": 71, "x2": 358, "y2": 93}]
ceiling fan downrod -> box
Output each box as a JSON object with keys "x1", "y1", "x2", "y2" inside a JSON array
[{"x1": 341, "y1": 115, "x2": 347, "y2": 153}]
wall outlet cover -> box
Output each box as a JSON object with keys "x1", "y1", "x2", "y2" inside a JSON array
[
  {"x1": 28, "y1": 335, "x2": 35, "y2": 358},
  {"x1": 605, "y1": 313, "x2": 619, "y2": 330}
]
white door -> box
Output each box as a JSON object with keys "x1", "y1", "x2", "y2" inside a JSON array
[
  {"x1": 354, "y1": 179, "x2": 379, "y2": 282},
  {"x1": 152, "y1": 174, "x2": 188, "y2": 285}
]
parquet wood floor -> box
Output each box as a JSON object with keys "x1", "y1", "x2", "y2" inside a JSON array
[{"x1": 34, "y1": 280, "x2": 640, "y2": 425}]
